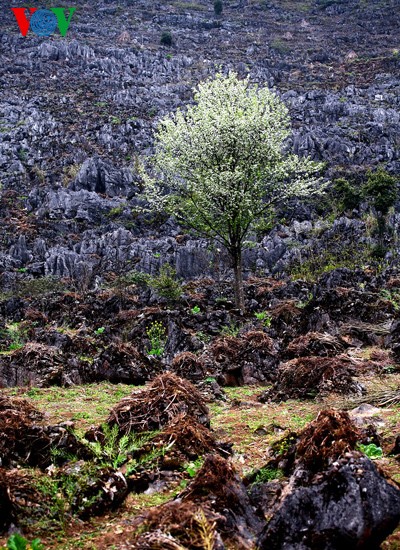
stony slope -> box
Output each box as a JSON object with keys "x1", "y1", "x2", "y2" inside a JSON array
[{"x1": 0, "y1": 0, "x2": 399, "y2": 288}]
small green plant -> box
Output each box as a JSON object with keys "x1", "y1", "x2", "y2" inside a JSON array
[
  {"x1": 273, "y1": 434, "x2": 296, "y2": 456},
  {"x1": 94, "y1": 326, "x2": 105, "y2": 336},
  {"x1": 380, "y1": 289, "x2": 400, "y2": 311},
  {"x1": 34, "y1": 474, "x2": 70, "y2": 531},
  {"x1": 357, "y1": 443, "x2": 383, "y2": 459},
  {"x1": 2, "y1": 534, "x2": 43, "y2": 550},
  {"x1": 297, "y1": 292, "x2": 314, "y2": 309},
  {"x1": 221, "y1": 321, "x2": 241, "y2": 337},
  {"x1": 191, "y1": 305, "x2": 201, "y2": 314},
  {"x1": 148, "y1": 106, "x2": 158, "y2": 118},
  {"x1": 126, "y1": 442, "x2": 173, "y2": 476},
  {"x1": 160, "y1": 31, "x2": 173, "y2": 46},
  {"x1": 271, "y1": 37, "x2": 290, "y2": 54},
  {"x1": 252, "y1": 467, "x2": 284, "y2": 484},
  {"x1": 146, "y1": 320, "x2": 167, "y2": 356},
  {"x1": 107, "y1": 206, "x2": 124, "y2": 217},
  {"x1": 254, "y1": 311, "x2": 272, "y2": 328},
  {"x1": 81, "y1": 424, "x2": 156, "y2": 469},
  {"x1": 125, "y1": 270, "x2": 151, "y2": 287},
  {"x1": 17, "y1": 267, "x2": 27, "y2": 273},
  {"x1": 184, "y1": 457, "x2": 204, "y2": 478},
  {"x1": 0, "y1": 322, "x2": 27, "y2": 352},
  {"x1": 332, "y1": 177, "x2": 362, "y2": 213},
  {"x1": 382, "y1": 364, "x2": 397, "y2": 374},
  {"x1": 196, "y1": 331, "x2": 211, "y2": 343}
]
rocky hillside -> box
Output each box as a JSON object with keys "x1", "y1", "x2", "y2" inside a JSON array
[{"x1": 0, "y1": 0, "x2": 399, "y2": 288}]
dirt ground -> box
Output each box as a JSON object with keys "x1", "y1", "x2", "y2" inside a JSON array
[{"x1": 2, "y1": 367, "x2": 400, "y2": 549}]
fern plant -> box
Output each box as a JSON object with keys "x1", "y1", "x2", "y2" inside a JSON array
[{"x1": 81, "y1": 424, "x2": 156, "y2": 469}]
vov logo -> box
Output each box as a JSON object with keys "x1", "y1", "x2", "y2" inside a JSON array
[{"x1": 11, "y1": 7, "x2": 76, "y2": 37}]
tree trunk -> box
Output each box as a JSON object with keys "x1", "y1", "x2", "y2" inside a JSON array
[{"x1": 232, "y1": 248, "x2": 245, "y2": 314}]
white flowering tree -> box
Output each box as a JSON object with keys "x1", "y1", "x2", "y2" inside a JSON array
[{"x1": 141, "y1": 72, "x2": 325, "y2": 312}]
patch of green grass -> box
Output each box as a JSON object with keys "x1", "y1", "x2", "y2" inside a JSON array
[
  {"x1": 3, "y1": 383, "x2": 136, "y2": 432},
  {"x1": 252, "y1": 466, "x2": 284, "y2": 484},
  {"x1": 225, "y1": 387, "x2": 260, "y2": 400}
]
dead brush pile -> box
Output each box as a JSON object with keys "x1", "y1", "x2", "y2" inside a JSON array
[
  {"x1": 0, "y1": 343, "x2": 64, "y2": 386},
  {"x1": 285, "y1": 332, "x2": 349, "y2": 358},
  {"x1": 171, "y1": 352, "x2": 206, "y2": 382},
  {"x1": 180, "y1": 454, "x2": 264, "y2": 548},
  {"x1": 295, "y1": 409, "x2": 360, "y2": 473},
  {"x1": 150, "y1": 413, "x2": 224, "y2": 464},
  {"x1": 269, "y1": 409, "x2": 361, "y2": 476},
  {"x1": 0, "y1": 394, "x2": 84, "y2": 468},
  {"x1": 133, "y1": 455, "x2": 262, "y2": 549},
  {"x1": 260, "y1": 355, "x2": 365, "y2": 401},
  {"x1": 0, "y1": 467, "x2": 63, "y2": 532},
  {"x1": 132, "y1": 500, "x2": 224, "y2": 550},
  {"x1": 0, "y1": 395, "x2": 46, "y2": 467},
  {"x1": 210, "y1": 336, "x2": 243, "y2": 363},
  {"x1": 106, "y1": 373, "x2": 210, "y2": 434},
  {"x1": 211, "y1": 331, "x2": 276, "y2": 363},
  {"x1": 243, "y1": 330, "x2": 276, "y2": 352},
  {"x1": 210, "y1": 330, "x2": 279, "y2": 385}
]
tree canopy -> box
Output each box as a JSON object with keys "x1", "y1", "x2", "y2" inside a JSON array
[{"x1": 141, "y1": 72, "x2": 326, "y2": 311}]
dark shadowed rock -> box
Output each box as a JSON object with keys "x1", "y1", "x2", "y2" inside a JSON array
[{"x1": 257, "y1": 454, "x2": 400, "y2": 550}]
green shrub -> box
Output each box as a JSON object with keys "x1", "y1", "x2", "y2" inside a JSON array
[
  {"x1": 160, "y1": 31, "x2": 173, "y2": 46},
  {"x1": 363, "y1": 168, "x2": 398, "y2": 216},
  {"x1": 125, "y1": 270, "x2": 151, "y2": 287},
  {"x1": 149, "y1": 264, "x2": 182, "y2": 302},
  {"x1": 254, "y1": 311, "x2": 272, "y2": 327},
  {"x1": 271, "y1": 38, "x2": 290, "y2": 54},
  {"x1": 107, "y1": 205, "x2": 124, "y2": 217},
  {"x1": 252, "y1": 467, "x2": 284, "y2": 484},
  {"x1": 81, "y1": 424, "x2": 156, "y2": 469},
  {"x1": 221, "y1": 321, "x2": 241, "y2": 337},
  {"x1": 332, "y1": 177, "x2": 362, "y2": 212},
  {"x1": 0, "y1": 322, "x2": 28, "y2": 352},
  {"x1": 214, "y1": 0, "x2": 223, "y2": 16},
  {"x1": 184, "y1": 457, "x2": 204, "y2": 478}
]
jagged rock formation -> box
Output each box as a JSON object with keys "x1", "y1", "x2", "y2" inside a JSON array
[{"x1": 0, "y1": 0, "x2": 399, "y2": 287}]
